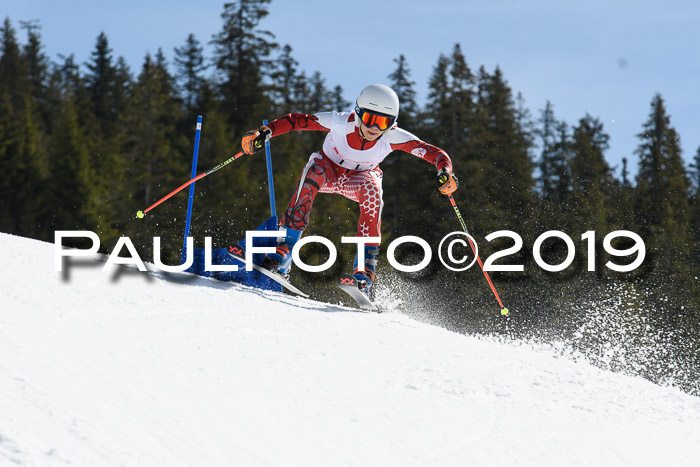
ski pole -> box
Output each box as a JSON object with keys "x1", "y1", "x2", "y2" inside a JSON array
[
  {"x1": 445, "y1": 194, "x2": 509, "y2": 316},
  {"x1": 136, "y1": 151, "x2": 245, "y2": 219}
]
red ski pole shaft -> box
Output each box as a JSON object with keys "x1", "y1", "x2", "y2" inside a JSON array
[
  {"x1": 136, "y1": 151, "x2": 245, "y2": 218},
  {"x1": 447, "y1": 195, "x2": 509, "y2": 315}
]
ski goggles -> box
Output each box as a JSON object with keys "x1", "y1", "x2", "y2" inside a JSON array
[{"x1": 356, "y1": 107, "x2": 396, "y2": 131}]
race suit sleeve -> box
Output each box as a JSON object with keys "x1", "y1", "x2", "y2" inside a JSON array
[
  {"x1": 387, "y1": 128, "x2": 453, "y2": 173},
  {"x1": 265, "y1": 112, "x2": 332, "y2": 137}
]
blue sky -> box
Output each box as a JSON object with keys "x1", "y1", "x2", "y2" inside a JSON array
[{"x1": 5, "y1": 0, "x2": 700, "y2": 178}]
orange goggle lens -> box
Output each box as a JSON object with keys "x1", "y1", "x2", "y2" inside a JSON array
[{"x1": 358, "y1": 109, "x2": 395, "y2": 131}]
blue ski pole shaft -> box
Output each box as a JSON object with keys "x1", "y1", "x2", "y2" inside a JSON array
[
  {"x1": 183, "y1": 116, "x2": 203, "y2": 247},
  {"x1": 263, "y1": 120, "x2": 276, "y2": 218}
]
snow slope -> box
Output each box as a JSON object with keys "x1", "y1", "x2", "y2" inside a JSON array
[{"x1": 1, "y1": 232, "x2": 699, "y2": 467}]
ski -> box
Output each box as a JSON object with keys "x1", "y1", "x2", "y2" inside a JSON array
[
  {"x1": 338, "y1": 274, "x2": 378, "y2": 312},
  {"x1": 226, "y1": 243, "x2": 309, "y2": 298}
]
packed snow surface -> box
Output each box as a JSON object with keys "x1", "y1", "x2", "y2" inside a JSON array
[{"x1": 1, "y1": 232, "x2": 699, "y2": 466}]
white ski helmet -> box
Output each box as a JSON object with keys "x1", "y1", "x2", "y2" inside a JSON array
[{"x1": 355, "y1": 84, "x2": 400, "y2": 130}]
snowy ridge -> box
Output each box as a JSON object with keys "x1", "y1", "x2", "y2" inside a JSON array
[{"x1": 1, "y1": 232, "x2": 699, "y2": 466}]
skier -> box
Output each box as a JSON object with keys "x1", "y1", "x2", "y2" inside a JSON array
[{"x1": 240, "y1": 84, "x2": 458, "y2": 294}]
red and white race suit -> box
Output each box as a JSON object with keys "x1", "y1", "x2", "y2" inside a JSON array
[{"x1": 265, "y1": 111, "x2": 453, "y2": 245}]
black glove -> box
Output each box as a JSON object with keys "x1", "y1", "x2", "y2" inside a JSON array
[
  {"x1": 436, "y1": 169, "x2": 459, "y2": 196},
  {"x1": 241, "y1": 126, "x2": 272, "y2": 154}
]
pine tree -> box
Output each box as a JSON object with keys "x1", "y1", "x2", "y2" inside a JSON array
[
  {"x1": 635, "y1": 95, "x2": 691, "y2": 234},
  {"x1": 621, "y1": 157, "x2": 631, "y2": 187},
  {"x1": 113, "y1": 56, "x2": 132, "y2": 119},
  {"x1": 83, "y1": 33, "x2": 133, "y2": 240},
  {"x1": 388, "y1": 54, "x2": 418, "y2": 132},
  {"x1": 83, "y1": 32, "x2": 131, "y2": 212},
  {"x1": 610, "y1": 157, "x2": 635, "y2": 230},
  {"x1": 634, "y1": 94, "x2": 692, "y2": 299},
  {"x1": 535, "y1": 101, "x2": 558, "y2": 196},
  {"x1": 690, "y1": 147, "x2": 700, "y2": 208},
  {"x1": 269, "y1": 44, "x2": 298, "y2": 113},
  {"x1": 50, "y1": 54, "x2": 91, "y2": 127},
  {"x1": 331, "y1": 85, "x2": 350, "y2": 112},
  {"x1": 85, "y1": 32, "x2": 119, "y2": 131},
  {"x1": 0, "y1": 18, "x2": 29, "y2": 108},
  {"x1": 0, "y1": 17, "x2": 45, "y2": 237},
  {"x1": 471, "y1": 66, "x2": 535, "y2": 235},
  {"x1": 210, "y1": 0, "x2": 277, "y2": 133},
  {"x1": 534, "y1": 101, "x2": 573, "y2": 231},
  {"x1": 385, "y1": 54, "x2": 424, "y2": 236},
  {"x1": 308, "y1": 71, "x2": 333, "y2": 111},
  {"x1": 442, "y1": 48, "x2": 479, "y2": 237},
  {"x1": 423, "y1": 53, "x2": 450, "y2": 149},
  {"x1": 119, "y1": 52, "x2": 187, "y2": 256},
  {"x1": 289, "y1": 70, "x2": 310, "y2": 110},
  {"x1": 174, "y1": 33, "x2": 207, "y2": 112},
  {"x1": 551, "y1": 122, "x2": 573, "y2": 203},
  {"x1": 447, "y1": 44, "x2": 475, "y2": 159},
  {"x1": 569, "y1": 114, "x2": 613, "y2": 230},
  {"x1": 205, "y1": 1, "x2": 280, "y2": 238},
  {"x1": 687, "y1": 147, "x2": 700, "y2": 276},
  {"x1": 537, "y1": 104, "x2": 572, "y2": 204},
  {"x1": 421, "y1": 47, "x2": 479, "y2": 241},
  {"x1": 19, "y1": 20, "x2": 48, "y2": 113},
  {"x1": 44, "y1": 92, "x2": 100, "y2": 236}
]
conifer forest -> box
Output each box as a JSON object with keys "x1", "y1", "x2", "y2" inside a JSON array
[{"x1": 1, "y1": 2, "x2": 698, "y2": 393}]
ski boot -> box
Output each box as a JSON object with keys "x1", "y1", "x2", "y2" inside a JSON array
[
  {"x1": 353, "y1": 245, "x2": 379, "y2": 294},
  {"x1": 262, "y1": 227, "x2": 303, "y2": 278}
]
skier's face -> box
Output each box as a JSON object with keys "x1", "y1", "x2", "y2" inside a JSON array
[{"x1": 359, "y1": 122, "x2": 383, "y2": 141}]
